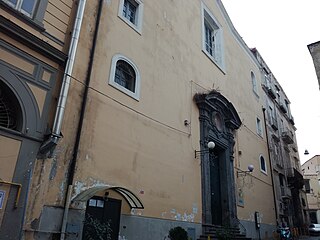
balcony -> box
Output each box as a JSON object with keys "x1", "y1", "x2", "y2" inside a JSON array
[
  {"x1": 287, "y1": 168, "x2": 304, "y2": 189},
  {"x1": 280, "y1": 186, "x2": 291, "y2": 199},
  {"x1": 279, "y1": 102, "x2": 287, "y2": 113},
  {"x1": 267, "y1": 86, "x2": 277, "y2": 99},
  {"x1": 282, "y1": 130, "x2": 294, "y2": 144},
  {"x1": 289, "y1": 116, "x2": 295, "y2": 125},
  {"x1": 271, "y1": 117, "x2": 278, "y2": 130}
]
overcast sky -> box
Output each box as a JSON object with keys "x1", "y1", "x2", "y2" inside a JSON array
[{"x1": 221, "y1": 0, "x2": 320, "y2": 164}]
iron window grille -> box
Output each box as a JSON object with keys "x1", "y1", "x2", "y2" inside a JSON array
[
  {"x1": 0, "y1": 83, "x2": 22, "y2": 131},
  {"x1": 115, "y1": 60, "x2": 136, "y2": 93},
  {"x1": 122, "y1": 0, "x2": 137, "y2": 24}
]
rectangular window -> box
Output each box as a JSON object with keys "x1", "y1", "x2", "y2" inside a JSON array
[
  {"x1": 2, "y1": 0, "x2": 37, "y2": 17},
  {"x1": 123, "y1": 0, "x2": 137, "y2": 24},
  {"x1": 205, "y1": 20, "x2": 215, "y2": 57},
  {"x1": 118, "y1": 0, "x2": 144, "y2": 34},
  {"x1": 201, "y1": 3, "x2": 224, "y2": 71},
  {"x1": 251, "y1": 71, "x2": 258, "y2": 95},
  {"x1": 304, "y1": 179, "x2": 311, "y2": 193},
  {"x1": 256, "y1": 117, "x2": 263, "y2": 137}
]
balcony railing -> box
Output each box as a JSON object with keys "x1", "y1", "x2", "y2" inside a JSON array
[
  {"x1": 271, "y1": 117, "x2": 278, "y2": 130},
  {"x1": 267, "y1": 86, "x2": 276, "y2": 99},
  {"x1": 289, "y1": 116, "x2": 295, "y2": 125},
  {"x1": 279, "y1": 102, "x2": 287, "y2": 113},
  {"x1": 282, "y1": 130, "x2": 294, "y2": 144},
  {"x1": 287, "y1": 168, "x2": 304, "y2": 189},
  {"x1": 280, "y1": 186, "x2": 291, "y2": 199}
]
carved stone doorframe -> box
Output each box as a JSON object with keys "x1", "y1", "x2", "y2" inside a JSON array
[{"x1": 194, "y1": 90, "x2": 241, "y2": 227}]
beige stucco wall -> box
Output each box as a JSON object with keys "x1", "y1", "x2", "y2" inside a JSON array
[
  {"x1": 303, "y1": 156, "x2": 320, "y2": 212},
  {"x1": 45, "y1": 0, "x2": 275, "y2": 225},
  {"x1": 13, "y1": 0, "x2": 277, "y2": 233}
]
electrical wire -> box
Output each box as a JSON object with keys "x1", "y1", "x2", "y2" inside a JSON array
[{"x1": 59, "y1": 72, "x2": 190, "y2": 136}]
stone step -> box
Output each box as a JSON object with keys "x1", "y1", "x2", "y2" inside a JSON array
[{"x1": 198, "y1": 224, "x2": 251, "y2": 240}]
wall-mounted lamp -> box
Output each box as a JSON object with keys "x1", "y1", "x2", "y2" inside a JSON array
[
  {"x1": 237, "y1": 164, "x2": 254, "y2": 178},
  {"x1": 304, "y1": 149, "x2": 309, "y2": 155},
  {"x1": 195, "y1": 141, "x2": 215, "y2": 158}
]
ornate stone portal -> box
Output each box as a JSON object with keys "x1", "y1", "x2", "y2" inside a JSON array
[{"x1": 194, "y1": 90, "x2": 241, "y2": 227}]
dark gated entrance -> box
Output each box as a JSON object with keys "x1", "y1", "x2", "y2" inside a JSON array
[
  {"x1": 194, "y1": 90, "x2": 241, "y2": 227},
  {"x1": 83, "y1": 196, "x2": 121, "y2": 240}
]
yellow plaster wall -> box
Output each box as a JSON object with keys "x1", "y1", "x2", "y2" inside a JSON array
[
  {"x1": 0, "y1": 135, "x2": 21, "y2": 226},
  {"x1": 34, "y1": 0, "x2": 276, "y2": 226},
  {"x1": 0, "y1": 0, "x2": 76, "y2": 52}
]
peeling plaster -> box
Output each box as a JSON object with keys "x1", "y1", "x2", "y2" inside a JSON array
[
  {"x1": 72, "y1": 179, "x2": 113, "y2": 200},
  {"x1": 249, "y1": 212, "x2": 264, "y2": 222},
  {"x1": 104, "y1": 0, "x2": 111, "y2": 6},
  {"x1": 130, "y1": 208, "x2": 143, "y2": 216},
  {"x1": 162, "y1": 207, "x2": 196, "y2": 222},
  {"x1": 59, "y1": 181, "x2": 65, "y2": 200},
  {"x1": 49, "y1": 157, "x2": 57, "y2": 180}
]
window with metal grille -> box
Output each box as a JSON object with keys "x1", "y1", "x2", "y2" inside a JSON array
[
  {"x1": 0, "y1": 82, "x2": 22, "y2": 131},
  {"x1": 122, "y1": 0, "x2": 137, "y2": 24},
  {"x1": 2, "y1": 0, "x2": 38, "y2": 17},
  {"x1": 109, "y1": 54, "x2": 141, "y2": 100},
  {"x1": 115, "y1": 60, "x2": 136, "y2": 93},
  {"x1": 118, "y1": 0, "x2": 144, "y2": 34}
]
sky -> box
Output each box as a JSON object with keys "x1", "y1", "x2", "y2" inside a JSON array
[{"x1": 221, "y1": 0, "x2": 320, "y2": 164}]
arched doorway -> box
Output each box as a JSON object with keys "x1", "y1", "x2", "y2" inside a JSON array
[
  {"x1": 72, "y1": 186, "x2": 143, "y2": 240},
  {"x1": 194, "y1": 90, "x2": 241, "y2": 227}
]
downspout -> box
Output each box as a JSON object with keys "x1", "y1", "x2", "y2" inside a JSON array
[
  {"x1": 39, "y1": 0, "x2": 87, "y2": 155},
  {"x1": 60, "y1": 0, "x2": 104, "y2": 239},
  {"x1": 262, "y1": 107, "x2": 279, "y2": 224}
]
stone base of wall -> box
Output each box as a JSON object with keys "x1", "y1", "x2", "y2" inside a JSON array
[
  {"x1": 240, "y1": 219, "x2": 276, "y2": 240},
  {"x1": 119, "y1": 214, "x2": 202, "y2": 240},
  {"x1": 32, "y1": 206, "x2": 201, "y2": 240}
]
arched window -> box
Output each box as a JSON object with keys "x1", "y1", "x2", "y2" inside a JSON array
[
  {"x1": 115, "y1": 60, "x2": 136, "y2": 92},
  {"x1": 251, "y1": 71, "x2": 258, "y2": 95},
  {"x1": 259, "y1": 155, "x2": 267, "y2": 174},
  {"x1": 0, "y1": 81, "x2": 22, "y2": 131},
  {"x1": 109, "y1": 54, "x2": 140, "y2": 100}
]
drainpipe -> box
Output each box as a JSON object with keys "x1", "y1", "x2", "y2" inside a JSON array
[
  {"x1": 60, "y1": 0, "x2": 104, "y2": 238},
  {"x1": 39, "y1": 0, "x2": 87, "y2": 154},
  {"x1": 262, "y1": 107, "x2": 279, "y2": 224}
]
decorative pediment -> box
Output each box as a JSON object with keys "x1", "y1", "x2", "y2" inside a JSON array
[{"x1": 194, "y1": 90, "x2": 241, "y2": 131}]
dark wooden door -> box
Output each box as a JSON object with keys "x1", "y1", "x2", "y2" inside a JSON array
[
  {"x1": 210, "y1": 151, "x2": 222, "y2": 225},
  {"x1": 83, "y1": 197, "x2": 121, "y2": 240}
]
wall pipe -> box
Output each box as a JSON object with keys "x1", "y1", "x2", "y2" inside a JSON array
[
  {"x1": 39, "y1": 0, "x2": 87, "y2": 154},
  {"x1": 262, "y1": 107, "x2": 279, "y2": 223},
  {"x1": 60, "y1": 0, "x2": 104, "y2": 238}
]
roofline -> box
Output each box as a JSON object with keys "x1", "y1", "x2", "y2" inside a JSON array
[
  {"x1": 302, "y1": 155, "x2": 320, "y2": 167},
  {"x1": 308, "y1": 40, "x2": 320, "y2": 51},
  {"x1": 216, "y1": 0, "x2": 260, "y2": 68}
]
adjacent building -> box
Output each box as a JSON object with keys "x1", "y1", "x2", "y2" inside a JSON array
[
  {"x1": 251, "y1": 49, "x2": 307, "y2": 229},
  {"x1": 0, "y1": 0, "x2": 78, "y2": 239},
  {"x1": 302, "y1": 155, "x2": 320, "y2": 224},
  {"x1": 308, "y1": 41, "x2": 320, "y2": 89},
  {"x1": 0, "y1": 0, "x2": 306, "y2": 239}
]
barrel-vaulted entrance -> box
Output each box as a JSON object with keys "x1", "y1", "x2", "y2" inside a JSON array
[
  {"x1": 194, "y1": 90, "x2": 241, "y2": 227},
  {"x1": 72, "y1": 185, "x2": 143, "y2": 240}
]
